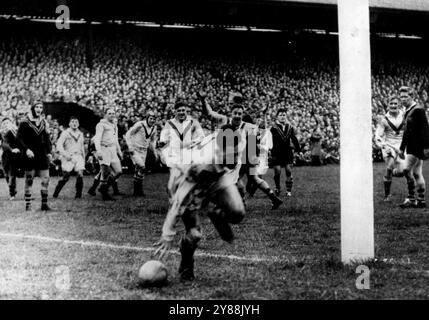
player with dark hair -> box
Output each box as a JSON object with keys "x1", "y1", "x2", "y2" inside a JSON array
[
  {"x1": 52, "y1": 117, "x2": 86, "y2": 199},
  {"x1": 154, "y1": 124, "x2": 245, "y2": 281},
  {"x1": 125, "y1": 110, "x2": 158, "y2": 196},
  {"x1": 198, "y1": 92, "x2": 282, "y2": 209},
  {"x1": 398, "y1": 86, "x2": 429, "y2": 208},
  {"x1": 16, "y1": 100, "x2": 52, "y2": 211},
  {"x1": 1, "y1": 117, "x2": 21, "y2": 200},
  {"x1": 374, "y1": 95, "x2": 405, "y2": 201},
  {"x1": 270, "y1": 108, "x2": 301, "y2": 197}
]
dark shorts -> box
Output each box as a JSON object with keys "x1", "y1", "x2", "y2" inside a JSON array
[
  {"x1": 23, "y1": 154, "x2": 50, "y2": 171},
  {"x1": 269, "y1": 151, "x2": 294, "y2": 167}
]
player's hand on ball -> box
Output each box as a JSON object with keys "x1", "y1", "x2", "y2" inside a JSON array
[
  {"x1": 153, "y1": 238, "x2": 174, "y2": 260},
  {"x1": 11, "y1": 148, "x2": 20, "y2": 154},
  {"x1": 26, "y1": 149, "x2": 35, "y2": 158}
]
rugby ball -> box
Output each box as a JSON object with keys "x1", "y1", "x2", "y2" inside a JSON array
[{"x1": 138, "y1": 260, "x2": 168, "y2": 287}]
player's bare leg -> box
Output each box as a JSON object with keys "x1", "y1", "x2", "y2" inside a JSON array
[
  {"x1": 413, "y1": 160, "x2": 426, "y2": 208},
  {"x1": 383, "y1": 157, "x2": 395, "y2": 201},
  {"x1": 400, "y1": 155, "x2": 419, "y2": 208}
]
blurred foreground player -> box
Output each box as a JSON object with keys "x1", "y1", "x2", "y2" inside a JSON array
[
  {"x1": 154, "y1": 125, "x2": 245, "y2": 281},
  {"x1": 53, "y1": 117, "x2": 86, "y2": 199},
  {"x1": 199, "y1": 92, "x2": 282, "y2": 209}
]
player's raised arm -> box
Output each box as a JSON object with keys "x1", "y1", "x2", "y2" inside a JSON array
[{"x1": 198, "y1": 91, "x2": 228, "y2": 124}]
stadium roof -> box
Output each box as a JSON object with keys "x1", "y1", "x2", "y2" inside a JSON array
[
  {"x1": 276, "y1": 0, "x2": 429, "y2": 12},
  {"x1": 0, "y1": 0, "x2": 428, "y2": 37}
]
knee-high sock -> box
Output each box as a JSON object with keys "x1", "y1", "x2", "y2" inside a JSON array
[
  {"x1": 286, "y1": 173, "x2": 293, "y2": 193},
  {"x1": 274, "y1": 171, "x2": 281, "y2": 190},
  {"x1": 383, "y1": 169, "x2": 393, "y2": 197},
  {"x1": 415, "y1": 174, "x2": 425, "y2": 202},
  {"x1": 76, "y1": 176, "x2": 83, "y2": 196},
  {"x1": 41, "y1": 177, "x2": 49, "y2": 206},
  {"x1": 406, "y1": 175, "x2": 416, "y2": 200},
  {"x1": 25, "y1": 174, "x2": 33, "y2": 208}
]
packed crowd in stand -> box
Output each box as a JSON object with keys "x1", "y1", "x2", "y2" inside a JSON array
[{"x1": 1, "y1": 23, "x2": 429, "y2": 167}]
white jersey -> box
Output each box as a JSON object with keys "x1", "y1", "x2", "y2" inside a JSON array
[
  {"x1": 159, "y1": 116, "x2": 205, "y2": 167},
  {"x1": 375, "y1": 111, "x2": 404, "y2": 149},
  {"x1": 56, "y1": 128, "x2": 85, "y2": 157},
  {"x1": 125, "y1": 120, "x2": 157, "y2": 152}
]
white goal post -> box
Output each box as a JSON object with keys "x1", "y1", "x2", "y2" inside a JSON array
[{"x1": 338, "y1": 0, "x2": 375, "y2": 263}]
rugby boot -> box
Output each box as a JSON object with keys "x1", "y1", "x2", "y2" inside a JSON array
[
  {"x1": 269, "y1": 192, "x2": 283, "y2": 210},
  {"x1": 399, "y1": 198, "x2": 417, "y2": 208}
]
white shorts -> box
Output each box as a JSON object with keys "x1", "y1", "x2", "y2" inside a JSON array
[
  {"x1": 62, "y1": 154, "x2": 85, "y2": 172},
  {"x1": 132, "y1": 149, "x2": 148, "y2": 168},
  {"x1": 99, "y1": 146, "x2": 120, "y2": 166}
]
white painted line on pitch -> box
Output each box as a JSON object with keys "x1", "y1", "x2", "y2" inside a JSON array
[{"x1": 0, "y1": 232, "x2": 288, "y2": 264}]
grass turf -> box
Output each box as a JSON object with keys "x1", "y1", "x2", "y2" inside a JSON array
[{"x1": 0, "y1": 163, "x2": 428, "y2": 299}]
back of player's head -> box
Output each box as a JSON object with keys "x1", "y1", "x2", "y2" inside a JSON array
[{"x1": 277, "y1": 108, "x2": 287, "y2": 116}]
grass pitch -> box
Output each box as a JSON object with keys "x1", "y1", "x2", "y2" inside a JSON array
[{"x1": 0, "y1": 163, "x2": 428, "y2": 299}]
